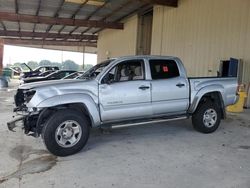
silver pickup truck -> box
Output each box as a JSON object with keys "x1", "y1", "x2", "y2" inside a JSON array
[{"x1": 8, "y1": 56, "x2": 238, "y2": 156}]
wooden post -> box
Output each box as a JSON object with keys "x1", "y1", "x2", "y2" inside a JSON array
[{"x1": 0, "y1": 39, "x2": 4, "y2": 76}]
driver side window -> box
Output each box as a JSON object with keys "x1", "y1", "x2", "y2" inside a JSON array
[{"x1": 102, "y1": 60, "x2": 145, "y2": 84}]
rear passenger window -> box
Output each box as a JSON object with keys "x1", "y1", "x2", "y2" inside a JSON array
[{"x1": 149, "y1": 60, "x2": 180, "y2": 80}]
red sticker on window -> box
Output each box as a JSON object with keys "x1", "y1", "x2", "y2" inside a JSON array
[{"x1": 163, "y1": 66, "x2": 169, "y2": 72}]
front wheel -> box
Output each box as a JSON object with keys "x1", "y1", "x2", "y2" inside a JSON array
[
  {"x1": 192, "y1": 99, "x2": 222, "y2": 133},
  {"x1": 42, "y1": 109, "x2": 90, "y2": 156}
]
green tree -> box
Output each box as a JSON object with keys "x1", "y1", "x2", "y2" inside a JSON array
[
  {"x1": 13, "y1": 62, "x2": 22, "y2": 67},
  {"x1": 62, "y1": 60, "x2": 80, "y2": 71},
  {"x1": 27, "y1": 61, "x2": 39, "y2": 69},
  {"x1": 83, "y1": 64, "x2": 93, "y2": 71},
  {"x1": 51, "y1": 62, "x2": 62, "y2": 69},
  {"x1": 39, "y1": 60, "x2": 52, "y2": 66},
  {"x1": 6, "y1": 64, "x2": 12, "y2": 68},
  {"x1": 14, "y1": 62, "x2": 30, "y2": 71}
]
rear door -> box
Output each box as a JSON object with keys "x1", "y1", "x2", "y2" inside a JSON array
[
  {"x1": 99, "y1": 59, "x2": 152, "y2": 122},
  {"x1": 149, "y1": 59, "x2": 189, "y2": 115}
]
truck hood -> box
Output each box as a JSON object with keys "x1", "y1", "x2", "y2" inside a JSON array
[
  {"x1": 19, "y1": 79, "x2": 90, "y2": 90},
  {"x1": 19, "y1": 79, "x2": 99, "y2": 108}
]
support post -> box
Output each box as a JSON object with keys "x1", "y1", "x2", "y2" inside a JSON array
[
  {"x1": 82, "y1": 46, "x2": 85, "y2": 70},
  {"x1": 0, "y1": 38, "x2": 4, "y2": 76}
]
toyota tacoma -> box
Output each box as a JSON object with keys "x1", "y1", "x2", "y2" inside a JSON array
[{"x1": 7, "y1": 56, "x2": 238, "y2": 156}]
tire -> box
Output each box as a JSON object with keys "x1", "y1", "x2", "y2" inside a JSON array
[
  {"x1": 42, "y1": 109, "x2": 90, "y2": 156},
  {"x1": 192, "y1": 99, "x2": 221, "y2": 134}
]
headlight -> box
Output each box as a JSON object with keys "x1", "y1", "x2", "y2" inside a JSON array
[{"x1": 24, "y1": 90, "x2": 36, "y2": 103}]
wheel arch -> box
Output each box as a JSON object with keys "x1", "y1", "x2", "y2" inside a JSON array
[
  {"x1": 36, "y1": 93, "x2": 101, "y2": 124},
  {"x1": 36, "y1": 102, "x2": 99, "y2": 135},
  {"x1": 35, "y1": 94, "x2": 101, "y2": 135},
  {"x1": 189, "y1": 90, "x2": 226, "y2": 119}
]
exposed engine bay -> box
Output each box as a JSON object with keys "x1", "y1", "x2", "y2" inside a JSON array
[{"x1": 8, "y1": 89, "x2": 41, "y2": 137}]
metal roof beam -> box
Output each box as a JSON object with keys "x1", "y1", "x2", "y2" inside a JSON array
[
  {"x1": 85, "y1": 0, "x2": 109, "y2": 20},
  {"x1": 140, "y1": 0, "x2": 178, "y2": 7},
  {"x1": 33, "y1": 0, "x2": 42, "y2": 33},
  {"x1": 35, "y1": 0, "x2": 42, "y2": 16},
  {"x1": 0, "y1": 12, "x2": 124, "y2": 29},
  {"x1": 0, "y1": 21, "x2": 6, "y2": 31},
  {"x1": 93, "y1": 3, "x2": 151, "y2": 34},
  {"x1": 58, "y1": 0, "x2": 89, "y2": 34},
  {"x1": 69, "y1": 0, "x2": 110, "y2": 35},
  {"x1": 0, "y1": 30, "x2": 98, "y2": 40},
  {"x1": 101, "y1": 0, "x2": 133, "y2": 21},
  {"x1": 3, "y1": 38, "x2": 97, "y2": 47},
  {"x1": 15, "y1": 0, "x2": 19, "y2": 13},
  {"x1": 81, "y1": 0, "x2": 133, "y2": 35},
  {"x1": 46, "y1": 0, "x2": 65, "y2": 33},
  {"x1": 15, "y1": 0, "x2": 21, "y2": 36}
]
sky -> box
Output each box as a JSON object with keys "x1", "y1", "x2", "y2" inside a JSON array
[{"x1": 3, "y1": 45, "x2": 97, "y2": 66}]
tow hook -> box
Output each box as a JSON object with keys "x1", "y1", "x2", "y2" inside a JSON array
[{"x1": 7, "y1": 116, "x2": 24, "y2": 132}]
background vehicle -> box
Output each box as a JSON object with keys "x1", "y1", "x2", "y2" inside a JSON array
[
  {"x1": 38, "y1": 70, "x2": 56, "y2": 77},
  {"x1": 8, "y1": 56, "x2": 238, "y2": 156},
  {"x1": 23, "y1": 70, "x2": 76, "y2": 83},
  {"x1": 62, "y1": 71, "x2": 84, "y2": 79},
  {"x1": 20, "y1": 64, "x2": 59, "y2": 79},
  {"x1": 3, "y1": 66, "x2": 24, "y2": 78}
]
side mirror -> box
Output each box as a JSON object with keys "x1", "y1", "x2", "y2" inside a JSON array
[
  {"x1": 106, "y1": 79, "x2": 114, "y2": 85},
  {"x1": 102, "y1": 75, "x2": 112, "y2": 85}
]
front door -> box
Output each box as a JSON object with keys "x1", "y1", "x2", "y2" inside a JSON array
[{"x1": 99, "y1": 60, "x2": 152, "y2": 122}]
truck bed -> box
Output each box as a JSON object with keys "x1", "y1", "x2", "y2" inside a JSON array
[{"x1": 188, "y1": 77, "x2": 238, "y2": 109}]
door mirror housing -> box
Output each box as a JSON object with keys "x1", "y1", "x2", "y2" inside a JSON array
[
  {"x1": 102, "y1": 75, "x2": 112, "y2": 85},
  {"x1": 102, "y1": 73, "x2": 115, "y2": 85},
  {"x1": 106, "y1": 79, "x2": 113, "y2": 85}
]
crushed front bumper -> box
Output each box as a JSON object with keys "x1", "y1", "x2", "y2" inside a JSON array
[
  {"x1": 7, "y1": 110, "x2": 40, "y2": 137},
  {"x1": 8, "y1": 88, "x2": 41, "y2": 136},
  {"x1": 7, "y1": 115, "x2": 25, "y2": 132}
]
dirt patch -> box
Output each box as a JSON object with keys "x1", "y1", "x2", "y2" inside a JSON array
[
  {"x1": 224, "y1": 117, "x2": 234, "y2": 123},
  {"x1": 9, "y1": 145, "x2": 49, "y2": 161},
  {"x1": 237, "y1": 120, "x2": 250, "y2": 128},
  {"x1": 0, "y1": 145, "x2": 57, "y2": 184},
  {"x1": 0, "y1": 179, "x2": 5, "y2": 183},
  {"x1": 226, "y1": 115, "x2": 250, "y2": 128},
  {"x1": 0, "y1": 155, "x2": 57, "y2": 184},
  {"x1": 238, "y1": 145, "x2": 250, "y2": 150}
]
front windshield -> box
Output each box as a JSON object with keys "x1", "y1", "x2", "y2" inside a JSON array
[
  {"x1": 46, "y1": 71, "x2": 58, "y2": 78},
  {"x1": 78, "y1": 59, "x2": 114, "y2": 79},
  {"x1": 20, "y1": 63, "x2": 32, "y2": 72},
  {"x1": 33, "y1": 67, "x2": 41, "y2": 71},
  {"x1": 39, "y1": 70, "x2": 53, "y2": 77},
  {"x1": 64, "y1": 72, "x2": 83, "y2": 79}
]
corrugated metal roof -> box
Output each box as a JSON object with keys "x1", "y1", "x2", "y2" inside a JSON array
[{"x1": 0, "y1": 0, "x2": 152, "y2": 46}]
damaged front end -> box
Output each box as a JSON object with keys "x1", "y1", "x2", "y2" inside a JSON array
[{"x1": 7, "y1": 89, "x2": 41, "y2": 137}]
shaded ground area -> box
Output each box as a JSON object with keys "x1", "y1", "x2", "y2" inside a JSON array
[{"x1": 0, "y1": 80, "x2": 250, "y2": 188}]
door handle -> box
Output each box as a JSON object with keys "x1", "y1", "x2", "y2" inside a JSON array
[
  {"x1": 176, "y1": 83, "x2": 185, "y2": 88},
  {"x1": 139, "y1": 85, "x2": 150, "y2": 90}
]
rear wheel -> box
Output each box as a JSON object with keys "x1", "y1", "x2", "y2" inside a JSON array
[
  {"x1": 42, "y1": 109, "x2": 90, "y2": 156},
  {"x1": 192, "y1": 99, "x2": 221, "y2": 133}
]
